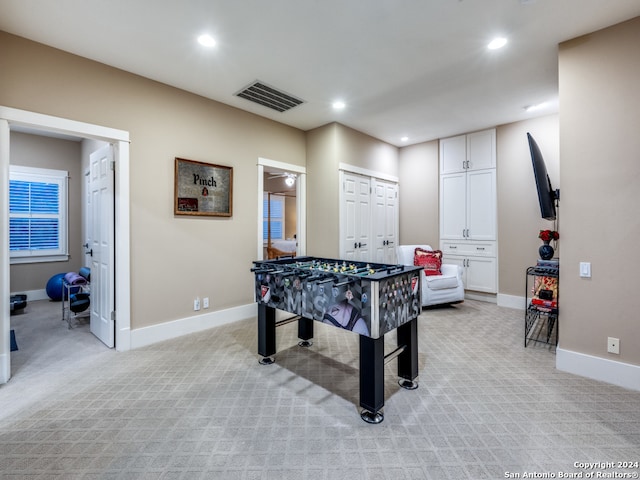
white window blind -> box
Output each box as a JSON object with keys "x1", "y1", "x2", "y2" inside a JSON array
[
  {"x1": 9, "y1": 165, "x2": 69, "y2": 263},
  {"x1": 263, "y1": 194, "x2": 284, "y2": 242}
]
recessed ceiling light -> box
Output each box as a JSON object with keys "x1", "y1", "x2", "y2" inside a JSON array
[
  {"x1": 525, "y1": 102, "x2": 548, "y2": 112},
  {"x1": 332, "y1": 101, "x2": 346, "y2": 110},
  {"x1": 197, "y1": 34, "x2": 217, "y2": 47},
  {"x1": 401, "y1": 136, "x2": 409, "y2": 142},
  {"x1": 487, "y1": 37, "x2": 507, "y2": 50}
]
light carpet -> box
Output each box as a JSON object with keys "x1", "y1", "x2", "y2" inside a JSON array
[{"x1": 1, "y1": 299, "x2": 639, "y2": 479}]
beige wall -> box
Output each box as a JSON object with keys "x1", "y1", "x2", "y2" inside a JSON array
[
  {"x1": 306, "y1": 122, "x2": 399, "y2": 257},
  {"x1": 398, "y1": 140, "x2": 439, "y2": 247},
  {"x1": 1, "y1": 32, "x2": 306, "y2": 330},
  {"x1": 9, "y1": 132, "x2": 83, "y2": 293},
  {"x1": 306, "y1": 123, "x2": 339, "y2": 257},
  {"x1": 558, "y1": 17, "x2": 640, "y2": 365},
  {"x1": 497, "y1": 115, "x2": 559, "y2": 296},
  {"x1": 334, "y1": 123, "x2": 399, "y2": 176},
  {"x1": 285, "y1": 196, "x2": 297, "y2": 240}
]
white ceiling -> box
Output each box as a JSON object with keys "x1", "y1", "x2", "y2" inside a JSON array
[{"x1": 1, "y1": 0, "x2": 639, "y2": 146}]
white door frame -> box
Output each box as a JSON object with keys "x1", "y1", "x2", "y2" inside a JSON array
[
  {"x1": 0, "y1": 106, "x2": 131, "y2": 384},
  {"x1": 257, "y1": 157, "x2": 306, "y2": 260}
]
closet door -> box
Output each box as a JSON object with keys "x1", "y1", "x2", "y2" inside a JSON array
[
  {"x1": 341, "y1": 172, "x2": 371, "y2": 261},
  {"x1": 373, "y1": 179, "x2": 398, "y2": 264}
]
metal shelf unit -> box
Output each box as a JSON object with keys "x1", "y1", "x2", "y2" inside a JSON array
[
  {"x1": 525, "y1": 265, "x2": 559, "y2": 348},
  {"x1": 61, "y1": 280, "x2": 90, "y2": 329}
]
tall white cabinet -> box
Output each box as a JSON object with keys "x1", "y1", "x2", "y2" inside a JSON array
[{"x1": 439, "y1": 129, "x2": 497, "y2": 294}]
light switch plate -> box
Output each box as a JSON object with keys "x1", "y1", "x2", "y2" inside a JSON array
[{"x1": 580, "y1": 262, "x2": 591, "y2": 278}]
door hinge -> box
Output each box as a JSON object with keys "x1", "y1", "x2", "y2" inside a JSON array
[{"x1": 111, "y1": 311, "x2": 116, "y2": 321}]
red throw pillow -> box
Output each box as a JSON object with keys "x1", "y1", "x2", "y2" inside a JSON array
[{"x1": 414, "y1": 248, "x2": 442, "y2": 276}]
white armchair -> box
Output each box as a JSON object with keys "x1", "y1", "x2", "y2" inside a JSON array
[{"x1": 397, "y1": 244, "x2": 465, "y2": 307}]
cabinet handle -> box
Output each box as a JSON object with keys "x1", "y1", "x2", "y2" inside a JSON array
[
  {"x1": 477, "y1": 247, "x2": 485, "y2": 251},
  {"x1": 449, "y1": 245, "x2": 457, "y2": 249},
  {"x1": 354, "y1": 242, "x2": 358, "y2": 249}
]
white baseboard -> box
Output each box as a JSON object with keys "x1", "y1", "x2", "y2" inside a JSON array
[
  {"x1": 497, "y1": 293, "x2": 525, "y2": 310},
  {"x1": 0, "y1": 352, "x2": 9, "y2": 383},
  {"x1": 130, "y1": 303, "x2": 257, "y2": 350},
  {"x1": 465, "y1": 291, "x2": 497, "y2": 303},
  {"x1": 556, "y1": 347, "x2": 640, "y2": 392},
  {"x1": 11, "y1": 289, "x2": 48, "y2": 301}
]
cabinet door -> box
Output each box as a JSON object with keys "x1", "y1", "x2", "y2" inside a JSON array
[
  {"x1": 466, "y1": 256, "x2": 497, "y2": 293},
  {"x1": 466, "y1": 169, "x2": 496, "y2": 241},
  {"x1": 443, "y1": 255, "x2": 466, "y2": 288},
  {"x1": 467, "y1": 129, "x2": 496, "y2": 170},
  {"x1": 440, "y1": 172, "x2": 467, "y2": 240},
  {"x1": 440, "y1": 134, "x2": 466, "y2": 174}
]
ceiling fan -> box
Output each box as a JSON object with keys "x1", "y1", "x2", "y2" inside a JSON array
[{"x1": 267, "y1": 172, "x2": 297, "y2": 186}]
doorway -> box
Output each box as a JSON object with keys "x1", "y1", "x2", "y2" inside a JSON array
[
  {"x1": 256, "y1": 157, "x2": 306, "y2": 260},
  {"x1": 0, "y1": 106, "x2": 131, "y2": 384}
]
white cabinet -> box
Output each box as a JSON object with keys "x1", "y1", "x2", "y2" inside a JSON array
[
  {"x1": 439, "y1": 128, "x2": 497, "y2": 294},
  {"x1": 442, "y1": 247, "x2": 497, "y2": 294},
  {"x1": 440, "y1": 164, "x2": 496, "y2": 241},
  {"x1": 440, "y1": 129, "x2": 496, "y2": 174}
]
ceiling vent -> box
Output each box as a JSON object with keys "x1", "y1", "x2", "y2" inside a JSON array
[{"x1": 235, "y1": 81, "x2": 304, "y2": 113}]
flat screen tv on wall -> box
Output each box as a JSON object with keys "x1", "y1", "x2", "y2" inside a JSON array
[{"x1": 527, "y1": 132, "x2": 559, "y2": 221}]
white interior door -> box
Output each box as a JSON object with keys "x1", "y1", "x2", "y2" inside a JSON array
[
  {"x1": 373, "y1": 180, "x2": 386, "y2": 263},
  {"x1": 89, "y1": 145, "x2": 115, "y2": 348},
  {"x1": 341, "y1": 172, "x2": 371, "y2": 261},
  {"x1": 383, "y1": 181, "x2": 398, "y2": 264}
]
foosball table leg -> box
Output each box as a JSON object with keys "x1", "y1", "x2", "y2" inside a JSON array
[
  {"x1": 359, "y1": 335, "x2": 385, "y2": 424},
  {"x1": 258, "y1": 303, "x2": 276, "y2": 365},
  {"x1": 297, "y1": 317, "x2": 314, "y2": 347},
  {"x1": 396, "y1": 318, "x2": 419, "y2": 390}
]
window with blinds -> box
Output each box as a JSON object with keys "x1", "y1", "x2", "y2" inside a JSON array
[
  {"x1": 9, "y1": 165, "x2": 69, "y2": 263},
  {"x1": 263, "y1": 194, "x2": 284, "y2": 242}
]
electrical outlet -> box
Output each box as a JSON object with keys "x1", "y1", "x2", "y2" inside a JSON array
[
  {"x1": 194, "y1": 297, "x2": 200, "y2": 311},
  {"x1": 203, "y1": 297, "x2": 209, "y2": 309},
  {"x1": 607, "y1": 337, "x2": 620, "y2": 354}
]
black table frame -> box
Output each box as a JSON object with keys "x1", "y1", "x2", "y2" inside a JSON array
[{"x1": 257, "y1": 303, "x2": 418, "y2": 424}]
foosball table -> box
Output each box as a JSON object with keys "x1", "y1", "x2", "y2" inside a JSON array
[{"x1": 251, "y1": 256, "x2": 423, "y2": 423}]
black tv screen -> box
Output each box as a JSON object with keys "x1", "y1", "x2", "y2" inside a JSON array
[{"x1": 527, "y1": 132, "x2": 557, "y2": 221}]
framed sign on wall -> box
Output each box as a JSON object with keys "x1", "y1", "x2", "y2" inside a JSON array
[{"x1": 174, "y1": 157, "x2": 233, "y2": 217}]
